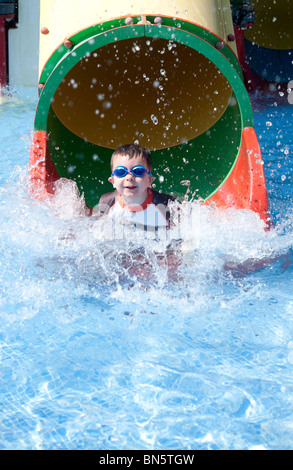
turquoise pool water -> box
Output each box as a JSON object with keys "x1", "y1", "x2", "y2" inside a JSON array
[{"x1": 0, "y1": 88, "x2": 292, "y2": 450}]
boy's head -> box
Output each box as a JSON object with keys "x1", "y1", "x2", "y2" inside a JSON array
[{"x1": 108, "y1": 144, "x2": 155, "y2": 205}]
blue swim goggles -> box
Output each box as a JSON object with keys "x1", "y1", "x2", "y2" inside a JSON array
[{"x1": 111, "y1": 165, "x2": 152, "y2": 178}]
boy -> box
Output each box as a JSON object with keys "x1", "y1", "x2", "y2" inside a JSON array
[{"x1": 96, "y1": 144, "x2": 176, "y2": 230}]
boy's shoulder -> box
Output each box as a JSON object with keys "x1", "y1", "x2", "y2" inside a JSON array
[
  {"x1": 151, "y1": 189, "x2": 176, "y2": 207},
  {"x1": 94, "y1": 190, "x2": 118, "y2": 215},
  {"x1": 95, "y1": 188, "x2": 176, "y2": 216},
  {"x1": 99, "y1": 190, "x2": 118, "y2": 206},
  {"x1": 99, "y1": 189, "x2": 175, "y2": 206}
]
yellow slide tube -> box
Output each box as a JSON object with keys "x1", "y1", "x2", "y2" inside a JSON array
[{"x1": 39, "y1": 0, "x2": 237, "y2": 74}]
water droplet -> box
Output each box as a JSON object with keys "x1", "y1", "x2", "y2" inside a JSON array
[
  {"x1": 103, "y1": 101, "x2": 112, "y2": 110},
  {"x1": 67, "y1": 165, "x2": 76, "y2": 174},
  {"x1": 132, "y1": 44, "x2": 140, "y2": 53}
]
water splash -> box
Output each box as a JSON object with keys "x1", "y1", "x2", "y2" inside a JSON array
[{"x1": 4, "y1": 171, "x2": 291, "y2": 304}]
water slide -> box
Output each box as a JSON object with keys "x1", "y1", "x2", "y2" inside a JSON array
[
  {"x1": 26, "y1": 0, "x2": 270, "y2": 225},
  {"x1": 231, "y1": 0, "x2": 293, "y2": 94}
]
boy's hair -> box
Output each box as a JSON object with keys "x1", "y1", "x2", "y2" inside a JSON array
[{"x1": 110, "y1": 144, "x2": 152, "y2": 170}]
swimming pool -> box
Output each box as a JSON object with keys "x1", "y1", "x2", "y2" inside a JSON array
[{"x1": 0, "y1": 87, "x2": 292, "y2": 450}]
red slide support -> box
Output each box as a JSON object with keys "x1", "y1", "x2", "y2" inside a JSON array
[{"x1": 0, "y1": 1, "x2": 17, "y2": 88}]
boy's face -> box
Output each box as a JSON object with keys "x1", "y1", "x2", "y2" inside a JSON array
[{"x1": 108, "y1": 153, "x2": 155, "y2": 205}]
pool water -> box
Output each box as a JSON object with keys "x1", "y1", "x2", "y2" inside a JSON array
[{"x1": 0, "y1": 87, "x2": 293, "y2": 450}]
